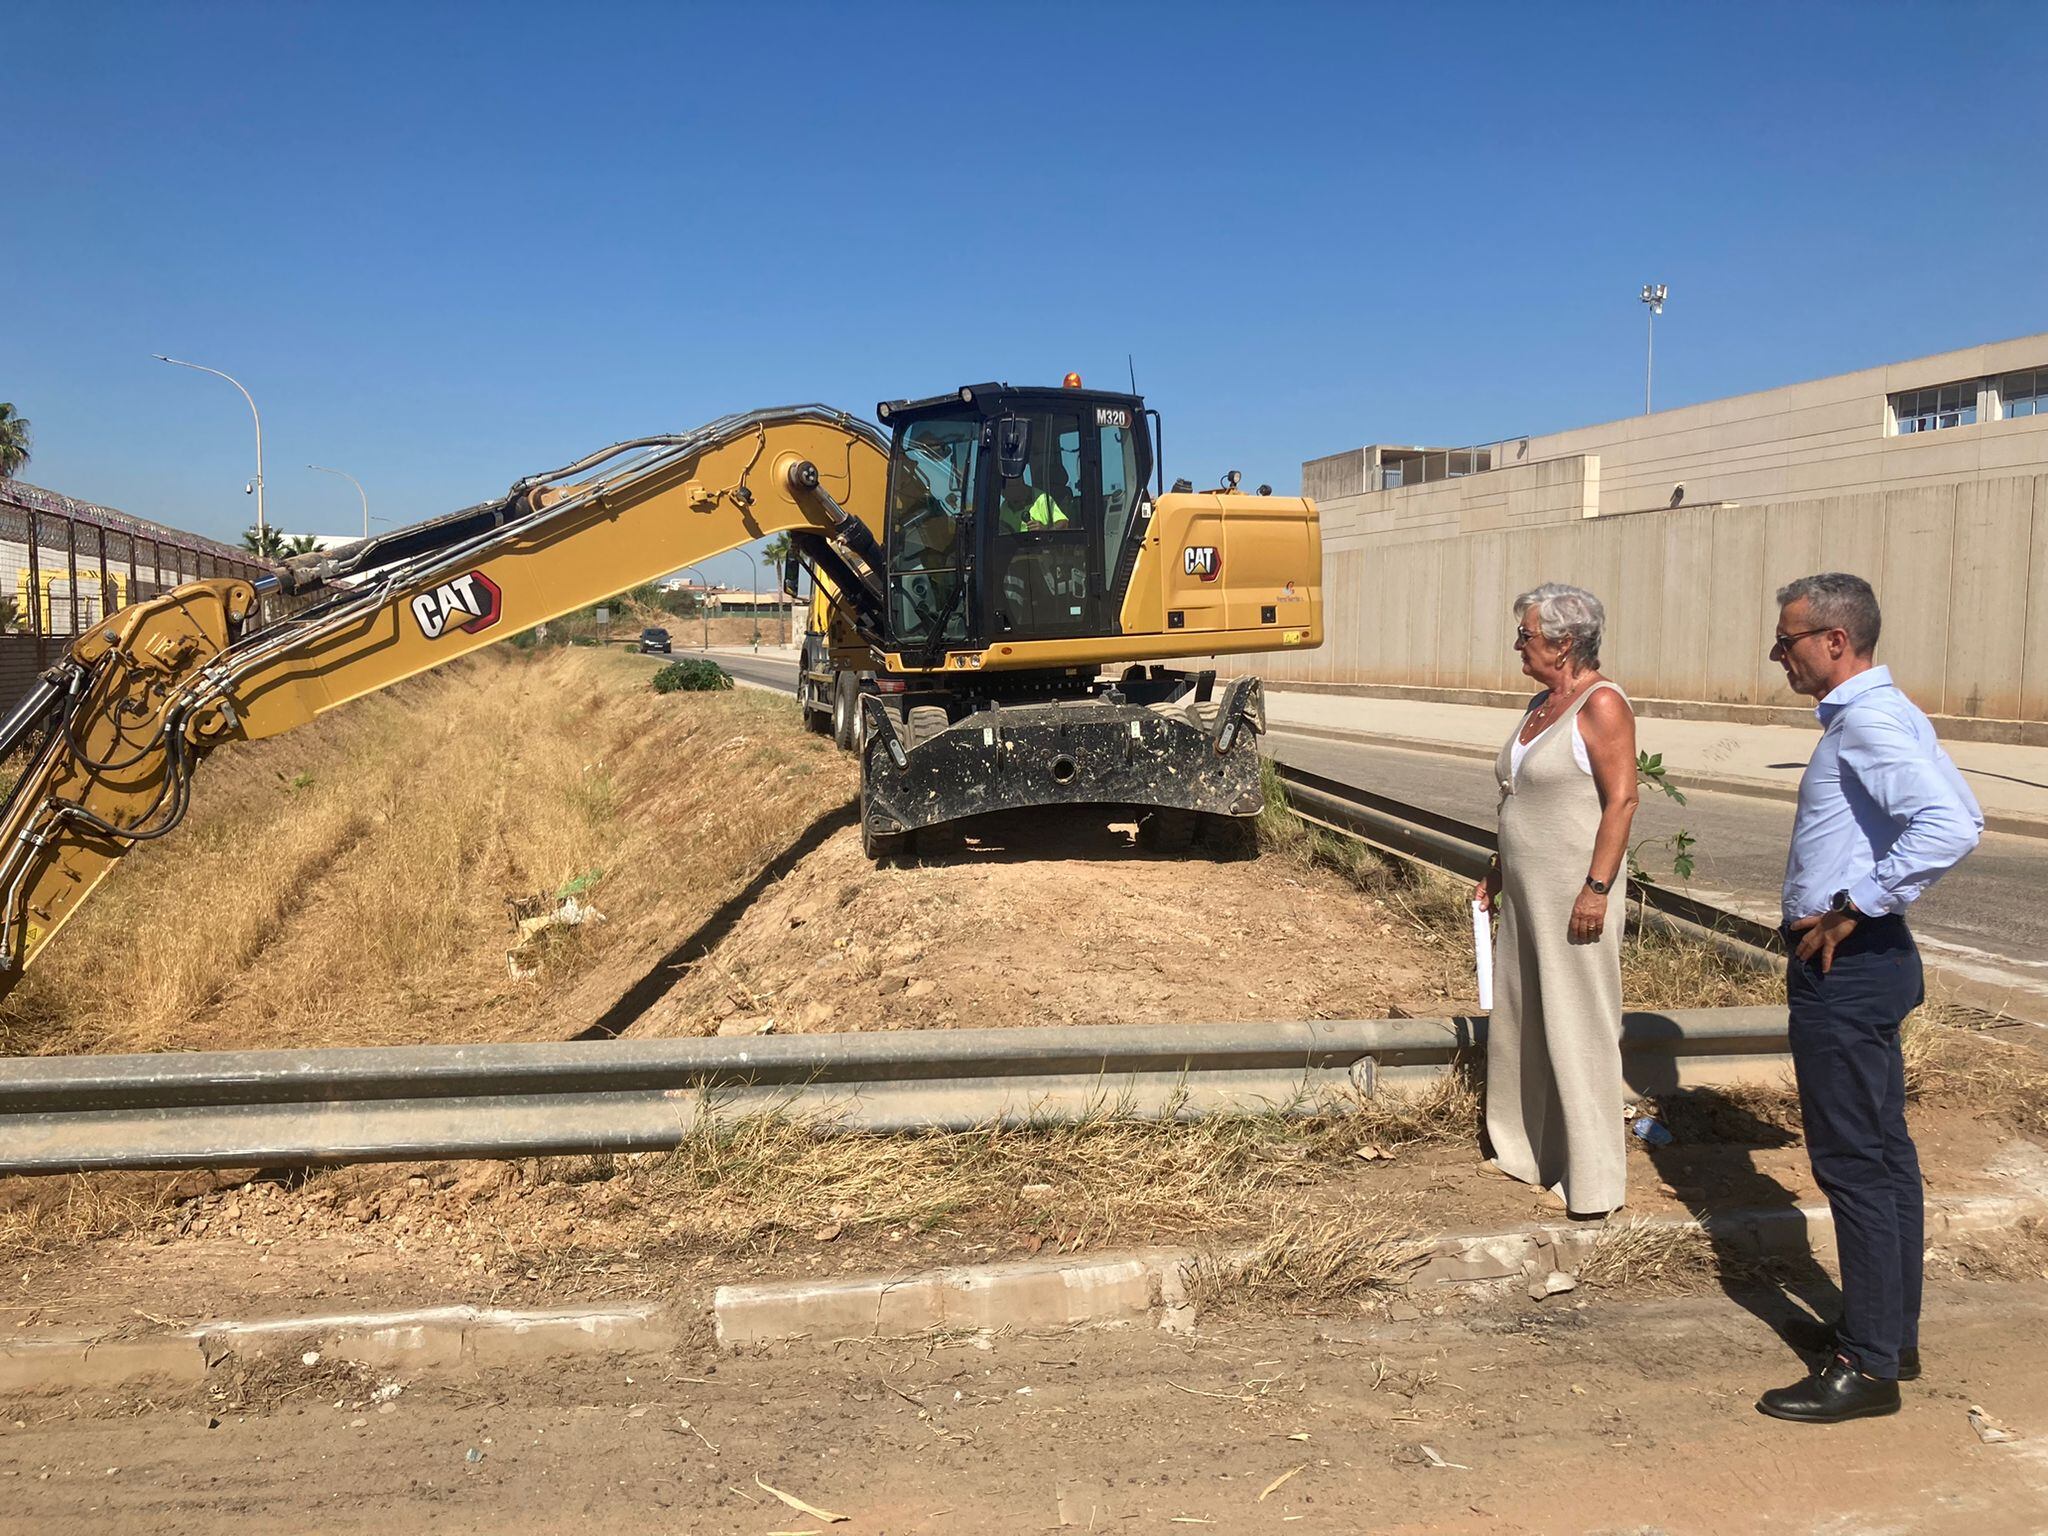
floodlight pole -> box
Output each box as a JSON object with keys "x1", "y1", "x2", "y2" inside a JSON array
[
  {"x1": 155, "y1": 354, "x2": 265, "y2": 544},
  {"x1": 307, "y1": 463, "x2": 369, "y2": 538},
  {"x1": 1640, "y1": 284, "x2": 1668, "y2": 414}
]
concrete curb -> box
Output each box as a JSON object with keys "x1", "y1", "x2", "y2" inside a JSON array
[
  {"x1": 712, "y1": 1186, "x2": 2044, "y2": 1347},
  {"x1": 7, "y1": 1186, "x2": 2037, "y2": 1393},
  {"x1": 0, "y1": 1303, "x2": 681, "y2": 1395},
  {"x1": 1265, "y1": 721, "x2": 2048, "y2": 841}
]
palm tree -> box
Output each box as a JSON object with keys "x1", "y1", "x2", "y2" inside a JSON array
[
  {"x1": 241, "y1": 525, "x2": 292, "y2": 559},
  {"x1": 0, "y1": 403, "x2": 32, "y2": 479},
  {"x1": 287, "y1": 533, "x2": 320, "y2": 556}
]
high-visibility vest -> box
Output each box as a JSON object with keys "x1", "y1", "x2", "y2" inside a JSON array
[{"x1": 1001, "y1": 493, "x2": 1069, "y2": 534}]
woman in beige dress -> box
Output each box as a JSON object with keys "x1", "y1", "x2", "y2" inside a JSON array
[{"x1": 1473, "y1": 583, "x2": 1640, "y2": 1218}]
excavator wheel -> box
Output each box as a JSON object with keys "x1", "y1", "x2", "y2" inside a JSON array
[
  {"x1": 802, "y1": 677, "x2": 832, "y2": 734},
  {"x1": 905, "y1": 704, "x2": 950, "y2": 750},
  {"x1": 832, "y1": 671, "x2": 858, "y2": 751},
  {"x1": 862, "y1": 818, "x2": 910, "y2": 862},
  {"x1": 859, "y1": 777, "x2": 910, "y2": 862},
  {"x1": 1137, "y1": 807, "x2": 1198, "y2": 855},
  {"x1": 1197, "y1": 812, "x2": 1259, "y2": 860}
]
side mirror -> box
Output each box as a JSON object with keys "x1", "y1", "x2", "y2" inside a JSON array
[
  {"x1": 996, "y1": 416, "x2": 1031, "y2": 480},
  {"x1": 783, "y1": 550, "x2": 801, "y2": 592}
]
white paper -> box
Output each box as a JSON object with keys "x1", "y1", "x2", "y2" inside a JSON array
[{"x1": 1472, "y1": 899, "x2": 1494, "y2": 1012}]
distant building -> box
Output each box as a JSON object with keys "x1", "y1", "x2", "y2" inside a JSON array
[
  {"x1": 1305, "y1": 331, "x2": 2048, "y2": 551},
  {"x1": 1236, "y1": 332, "x2": 2048, "y2": 736},
  {"x1": 705, "y1": 589, "x2": 797, "y2": 614}
]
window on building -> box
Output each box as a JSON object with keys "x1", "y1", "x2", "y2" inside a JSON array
[
  {"x1": 2001, "y1": 369, "x2": 2047, "y2": 420},
  {"x1": 1891, "y1": 380, "x2": 1979, "y2": 434}
]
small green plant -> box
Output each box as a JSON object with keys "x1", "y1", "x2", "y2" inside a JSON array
[
  {"x1": 1628, "y1": 750, "x2": 1697, "y2": 886},
  {"x1": 278, "y1": 770, "x2": 315, "y2": 793},
  {"x1": 651, "y1": 659, "x2": 733, "y2": 694},
  {"x1": 555, "y1": 868, "x2": 605, "y2": 902}
]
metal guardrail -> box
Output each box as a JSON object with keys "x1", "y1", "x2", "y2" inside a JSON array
[
  {"x1": 1271, "y1": 761, "x2": 1787, "y2": 972},
  {"x1": 0, "y1": 1010, "x2": 1789, "y2": 1175}
]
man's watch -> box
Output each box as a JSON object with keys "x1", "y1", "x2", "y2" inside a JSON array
[
  {"x1": 1828, "y1": 889, "x2": 1864, "y2": 918},
  {"x1": 1584, "y1": 875, "x2": 1611, "y2": 895}
]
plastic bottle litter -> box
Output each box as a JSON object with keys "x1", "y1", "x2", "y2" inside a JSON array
[{"x1": 1631, "y1": 1115, "x2": 1675, "y2": 1147}]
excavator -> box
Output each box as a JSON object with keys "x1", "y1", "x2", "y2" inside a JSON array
[{"x1": 0, "y1": 381, "x2": 1321, "y2": 998}]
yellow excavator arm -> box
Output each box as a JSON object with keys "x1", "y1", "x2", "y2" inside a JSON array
[{"x1": 0, "y1": 406, "x2": 891, "y2": 996}]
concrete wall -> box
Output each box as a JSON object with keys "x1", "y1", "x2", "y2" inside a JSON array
[
  {"x1": 1229, "y1": 472, "x2": 2048, "y2": 727},
  {"x1": 1312, "y1": 332, "x2": 2048, "y2": 543}
]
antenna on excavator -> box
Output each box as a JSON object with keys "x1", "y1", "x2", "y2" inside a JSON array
[{"x1": 1128, "y1": 354, "x2": 1138, "y2": 394}]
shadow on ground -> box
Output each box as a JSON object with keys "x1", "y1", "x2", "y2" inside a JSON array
[
  {"x1": 576, "y1": 799, "x2": 859, "y2": 1040},
  {"x1": 1648, "y1": 1089, "x2": 1841, "y2": 1369}
]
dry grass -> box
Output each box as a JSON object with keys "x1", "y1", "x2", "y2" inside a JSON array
[
  {"x1": 0, "y1": 1173, "x2": 178, "y2": 1260},
  {"x1": 1192, "y1": 1202, "x2": 1434, "y2": 1310},
  {"x1": 633, "y1": 1089, "x2": 1480, "y2": 1254},
  {"x1": 0, "y1": 649, "x2": 851, "y2": 1056},
  {"x1": 1901, "y1": 1003, "x2": 2048, "y2": 1138},
  {"x1": 1573, "y1": 1217, "x2": 1719, "y2": 1291},
  {"x1": 1257, "y1": 764, "x2": 1779, "y2": 1012},
  {"x1": 0, "y1": 1074, "x2": 1488, "y2": 1271}
]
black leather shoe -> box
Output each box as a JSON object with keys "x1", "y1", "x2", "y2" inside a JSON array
[
  {"x1": 1757, "y1": 1357, "x2": 1901, "y2": 1423},
  {"x1": 1779, "y1": 1316, "x2": 1921, "y2": 1381}
]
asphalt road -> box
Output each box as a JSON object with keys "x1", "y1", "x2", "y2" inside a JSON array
[{"x1": 682, "y1": 649, "x2": 2048, "y2": 1007}]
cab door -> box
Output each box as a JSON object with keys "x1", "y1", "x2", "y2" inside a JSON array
[{"x1": 984, "y1": 407, "x2": 1098, "y2": 643}]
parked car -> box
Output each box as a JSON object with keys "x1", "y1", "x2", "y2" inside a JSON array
[{"x1": 638, "y1": 626, "x2": 672, "y2": 654}]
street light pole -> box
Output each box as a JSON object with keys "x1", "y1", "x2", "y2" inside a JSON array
[
  {"x1": 685, "y1": 565, "x2": 712, "y2": 651},
  {"x1": 1639, "y1": 284, "x2": 1668, "y2": 414},
  {"x1": 155, "y1": 355, "x2": 265, "y2": 546},
  {"x1": 307, "y1": 463, "x2": 369, "y2": 538},
  {"x1": 742, "y1": 548, "x2": 761, "y2": 652}
]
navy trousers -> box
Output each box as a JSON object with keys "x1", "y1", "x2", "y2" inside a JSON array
[{"x1": 1784, "y1": 914, "x2": 1925, "y2": 1380}]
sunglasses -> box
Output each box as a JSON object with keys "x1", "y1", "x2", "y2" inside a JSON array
[{"x1": 1770, "y1": 626, "x2": 1833, "y2": 658}]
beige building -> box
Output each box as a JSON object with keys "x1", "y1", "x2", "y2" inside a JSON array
[
  {"x1": 1305, "y1": 332, "x2": 2048, "y2": 550},
  {"x1": 1249, "y1": 333, "x2": 2048, "y2": 740}
]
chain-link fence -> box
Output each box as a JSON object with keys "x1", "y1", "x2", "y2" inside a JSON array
[{"x1": 0, "y1": 479, "x2": 272, "y2": 715}]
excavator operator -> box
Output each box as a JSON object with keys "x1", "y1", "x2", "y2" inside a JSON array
[{"x1": 996, "y1": 469, "x2": 1071, "y2": 535}]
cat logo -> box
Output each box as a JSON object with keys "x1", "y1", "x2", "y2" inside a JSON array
[
  {"x1": 1183, "y1": 545, "x2": 1221, "y2": 582},
  {"x1": 409, "y1": 571, "x2": 504, "y2": 640}
]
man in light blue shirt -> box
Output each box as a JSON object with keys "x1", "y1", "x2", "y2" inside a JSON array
[{"x1": 1757, "y1": 573, "x2": 1982, "y2": 1427}]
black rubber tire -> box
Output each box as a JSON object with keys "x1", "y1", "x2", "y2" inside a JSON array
[
  {"x1": 862, "y1": 816, "x2": 909, "y2": 862},
  {"x1": 832, "y1": 671, "x2": 857, "y2": 751},
  {"x1": 1198, "y1": 813, "x2": 1259, "y2": 860},
  {"x1": 906, "y1": 704, "x2": 950, "y2": 750},
  {"x1": 1137, "y1": 807, "x2": 1198, "y2": 854}
]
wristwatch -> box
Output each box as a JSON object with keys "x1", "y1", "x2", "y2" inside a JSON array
[
  {"x1": 1584, "y1": 875, "x2": 1611, "y2": 895},
  {"x1": 1828, "y1": 889, "x2": 1864, "y2": 918}
]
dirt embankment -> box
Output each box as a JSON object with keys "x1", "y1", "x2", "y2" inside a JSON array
[
  {"x1": 631, "y1": 816, "x2": 1469, "y2": 1038},
  {"x1": 4, "y1": 642, "x2": 1484, "y2": 1058},
  {"x1": 0, "y1": 649, "x2": 852, "y2": 1057}
]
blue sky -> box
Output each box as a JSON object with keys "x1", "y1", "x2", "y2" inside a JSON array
[{"x1": 8, "y1": 2, "x2": 2045, "y2": 586}]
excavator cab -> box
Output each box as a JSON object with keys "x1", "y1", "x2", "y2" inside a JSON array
[{"x1": 877, "y1": 384, "x2": 1154, "y2": 657}]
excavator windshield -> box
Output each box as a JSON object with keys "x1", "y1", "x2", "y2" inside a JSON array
[{"x1": 886, "y1": 414, "x2": 976, "y2": 647}]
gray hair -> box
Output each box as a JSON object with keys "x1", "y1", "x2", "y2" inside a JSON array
[
  {"x1": 1776, "y1": 572, "x2": 1881, "y2": 655},
  {"x1": 1514, "y1": 582, "x2": 1605, "y2": 672}
]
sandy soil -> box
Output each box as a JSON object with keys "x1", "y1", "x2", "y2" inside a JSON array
[
  {"x1": 4, "y1": 1280, "x2": 2047, "y2": 1535},
  {"x1": 630, "y1": 812, "x2": 1467, "y2": 1039}
]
